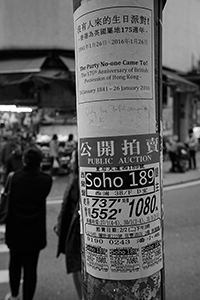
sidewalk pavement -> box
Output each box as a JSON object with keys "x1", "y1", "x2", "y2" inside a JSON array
[{"x1": 163, "y1": 150, "x2": 200, "y2": 187}]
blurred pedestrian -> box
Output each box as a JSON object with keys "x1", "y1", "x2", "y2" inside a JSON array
[
  {"x1": 54, "y1": 149, "x2": 82, "y2": 300},
  {"x1": 65, "y1": 133, "x2": 76, "y2": 157},
  {"x1": 4, "y1": 147, "x2": 52, "y2": 300},
  {"x1": 3, "y1": 144, "x2": 23, "y2": 186},
  {"x1": 163, "y1": 136, "x2": 169, "y2": 161},
  {"x1": 186, "y1": 128, "x2": 198, "y2": 169},
  {"x1": 49, "y1": 134, "x2": 60, "y2": 178},
  {"x1": 168, "y1": 135, "x2": 178, "y2": 172},
  {"x1": 1, "y1": 137, "x2": 15, "y2": 167},
  {"x1": 0, "y1": 137, "x2": 15, "y2": 185},
  {"x1": 0, "y1": 136, "x2": 6, "y2": 164}
]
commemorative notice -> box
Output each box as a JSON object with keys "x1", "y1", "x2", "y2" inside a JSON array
[
  {"x1": 79, "y1": 134, "x2": 163, "y2": 280},
  {"x1": 74, "y1": 0, "x2": 154, "y2": 103}
]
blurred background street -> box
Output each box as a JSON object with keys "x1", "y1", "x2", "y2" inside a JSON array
[{"x1": 1, "y1": 0, "x2": 200, "y2": 299}]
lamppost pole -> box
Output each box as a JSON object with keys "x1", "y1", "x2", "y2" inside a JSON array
[{"x1": 72, "y1": 1, "x2": 167, "y2": 299}]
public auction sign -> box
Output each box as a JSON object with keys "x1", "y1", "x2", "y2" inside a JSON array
[{"x1": 74, "y1": 0, "x2": 163, "y2": 284}]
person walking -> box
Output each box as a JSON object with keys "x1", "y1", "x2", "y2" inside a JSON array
[
  {"x1": 3, "y1": 143, "x2": 23, "y2": 186},
  {"x1": 54, "y1": 149, "x2": 82, "y2": 300},
  {"x1": 1, "y1": 137, "x2": 15, "y2": 167},
  {"x1": 167, "y1": 135, "x2": 178, "y2": 172},
  {"x1": 65, "y1": 133, "x2": 76, "y2": 157},
  {"x1": 186, "y1": 128, "x2": 198, "y2": 169},
  {"x1": 1, "y1": 137, "x2": 15, "y2": 182},
  {"x1": 49, "y1": 134, "x2": 60, "y2": 178},
  {"x1": 4, "y1": 147, "x2": 52, "y2": 300}
]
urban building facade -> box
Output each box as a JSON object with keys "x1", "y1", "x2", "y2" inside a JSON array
[
  {"x1": 162, "y1": 0, "x2": 200, "y2": 141},
  {"x1": 0, "y1": 0, "x2": 75, "y2": 114}
]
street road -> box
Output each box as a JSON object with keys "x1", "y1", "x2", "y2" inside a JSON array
[
  {"x1": 1, "y1": 181, "x2": 200, "y2": 299},
  {"x1": 164, "y1": 182, "x2": 200, "y2": 300}
]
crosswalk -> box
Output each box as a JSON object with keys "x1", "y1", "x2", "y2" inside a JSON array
[
  {"x1": 0, "y1": 270, "x2": 9, "y2": 284},
  {"x1": 0, "y1": 244, "x2": 9, "y2": 253},
  {"x1": 0, "y1": 225, "x2": 9, "y2": 284},
  {"x1": 0, "y1": 197, "x2": 61, "y2": 287}
]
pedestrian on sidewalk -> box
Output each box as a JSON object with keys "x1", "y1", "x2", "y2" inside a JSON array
[
  {"x1": 54, "y1": 148, "x2": 82, "y2": 300},
  {"x1": 186, "y1": 128, "x2": 198, "y2": 169},
  {"x1": 4, "y1": 147, "x2": 52, "y2": 300},
  {"x1": 3, "y1": 143, "x2": 23, "y2": 186},
  {"x1": 49, "y1": 134, "x2": 60, "y2": 179},
  {"x1": 168, "y1": 135, "x2": 179, "y2": 172}
]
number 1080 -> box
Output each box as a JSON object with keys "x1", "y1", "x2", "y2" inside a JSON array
[{"x1": 129, "y1": 195, "x2": 157, "y2": 218}]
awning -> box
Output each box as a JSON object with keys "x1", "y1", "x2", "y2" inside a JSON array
[
  {"x1": 184, "y1": 73, "x2": 200, "y2": 85},
  {"x1": 59, "y1": 56, "x2": 75, "y2": 72},
  {"x1": 0, "y1": 57, "x2": 46, "y2": 74},
  {"x1": 162, "y1": 69, "x2": 199, "y2": 93},
  {"x1": 0, "y1": 69, "x2": 73, "y2": 87}
]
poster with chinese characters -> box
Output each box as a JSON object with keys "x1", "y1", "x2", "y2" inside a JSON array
[
  {"x1": 75, "y1": 1, "x2": 153, "y2": 103},
  {"x1": 74, "y1": 0, "x2": 156, "y2": 137},
  {"x1": 79, "y1": 134, "x2": 162, "y2": 280},
  {"x1": 74, "y1": 0, "x2": 162, "y2": 281}
]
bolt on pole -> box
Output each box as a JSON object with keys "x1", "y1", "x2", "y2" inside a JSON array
[{"x1": 72, "y1": 0, "x2": 166, "y2": 299}]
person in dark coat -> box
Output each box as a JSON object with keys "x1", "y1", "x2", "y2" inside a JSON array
[
  {"x1": 185, "y1": 128, "x2": 198, "y2": 169},
  {"x1": 55, "y1": 149, "x2": 82, "y2": 300},
  {"x1": 3, "y1": 143, "x2": 23, "y2": 186},
  {"x1": 4, "y1": 146, "x2": 52, "y2": 300},
  {"x1": 1, "y1": 137, "x2": 15, "y2": 167}
]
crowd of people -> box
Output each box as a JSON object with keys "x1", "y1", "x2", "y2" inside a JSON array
[{"x1": 0, "y1": 132, "x2": 77, "y2": 183}]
